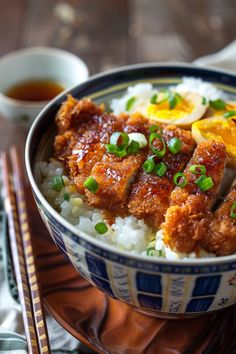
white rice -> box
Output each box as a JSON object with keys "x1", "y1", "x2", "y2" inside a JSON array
[{"x1": 39, "y1": 77, "x2": 222, "y2": 259}]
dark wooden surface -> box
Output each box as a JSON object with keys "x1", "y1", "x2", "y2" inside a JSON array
[{"x1": 0, "y1": 0, "x2": 236, "y2": 75}]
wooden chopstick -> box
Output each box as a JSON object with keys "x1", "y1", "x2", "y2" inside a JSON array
[{"x1": 1, "y1": 148, "x2": 51, "y2": 354}]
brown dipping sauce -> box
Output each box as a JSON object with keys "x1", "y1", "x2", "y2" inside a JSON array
[{"x1": 5, "y1": 79, "x2": 64, "y2": 102}]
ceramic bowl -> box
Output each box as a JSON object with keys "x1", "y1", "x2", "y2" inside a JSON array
[
  {"x1": 0, "y1": 47, "x2": 88, "y2": 127},
  {"x1": 26, "y1": 63, "x2": 236, "y2": 319}
]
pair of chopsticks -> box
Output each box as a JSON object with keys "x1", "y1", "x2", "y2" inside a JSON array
[{"x1": 0, "y1": 147, "x2": 51, "y2": 354}]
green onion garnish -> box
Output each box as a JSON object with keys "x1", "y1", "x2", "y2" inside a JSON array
[
  {"x1": 224, "y1": 110, "x2": 236, "y2": 119},
  {"x1": 189, "y1": 164, "x2": 206, "y2": 175},
  {"x1": 209, "y1": 99, "x2": 226, "y2": 110},
  {"x1": 105, "y1": 144, "x2": 127, "y2": 157},
  {"x1": 173, "y1": 172, "x2": 187, "y2": 188},
  {"x1": 149, "y1": 132, "x2": 166, "y2": 158},
  {"x1": 127, "y1": 140, "x2": 140, "y2": 154},
  {"x1": 168, "y1": 137, "x2": 182, "y2": 154},
  {"x1": 126, "y1": 96, "x2": 136, "y2": 111},
  {"x1": 83, "y1": 176, "x2": 99, "y2": 193},
  {"x1": 143, "y1": 157, "x2": 155, "y2": 173},
  {"x1": 202, "y1": 97, "x2": 207, "y2": 105},
  {"x1": 149, "y1": 125, "x2": 162, "y2": 134},
  {"x1": 150, "y1": 94, "x2": 157, "y2": 104},
  {"x1": 52, "y1": 176, "x2": 64, "y2": 191},
  {"x1": 64, "y1": 192, "x2": 70, "y2": 201},
  {"x1": 195, "y1": 175, "x2": 214, "y2": 191},
  {"x1": 95, "y1": 222, "x2": 108, "y2": 234},
  {"x1": 110, "y1": 132, "x2": 129, "y2": 147},
  {"x1": 230, "y1": 202, "x2": 236, "y2": 219},
  {"x1": 155, "y1": 162, "x2": 167, "y2": 177},
  {"x1": 146, "y1": 247, "x2": 157, "y2": 256},
  {"x1": 157, "y1": 89, "x2": 170, "y2": 104},
  {"x1": 168, "y1": 92, "x2": 178, "y2": 110}
]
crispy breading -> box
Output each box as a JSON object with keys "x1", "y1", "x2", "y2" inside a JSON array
[
  {"x1": 200, "y1": 182, "x2": 236, "y2": 255},
  {"x1": 54, "y1": 96, "x2": 127, "y2": 192},
  {"x1": 128, "y1": 125, "x2": 196, "y2": 229},
  {"x1": 85, "y1": 153, "x2": 146, "y2": 212},
  {"x1": 162, "y1": 140, "x2": 227, "y2": 253},
  {"x1": 54, "y1": 97, "x2": 104, "y2": 163},
  {"x1": 55, "y1": 95, "x2": 104, "y2": 133}
]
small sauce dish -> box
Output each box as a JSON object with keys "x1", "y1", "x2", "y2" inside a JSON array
[{"x1": 0, "y1": 47, "x2": 89, "y2": 127}]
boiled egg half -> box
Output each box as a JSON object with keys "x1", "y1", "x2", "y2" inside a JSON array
[{"x1": 143, "y1": 91, "x2": 208, "y2": 128}]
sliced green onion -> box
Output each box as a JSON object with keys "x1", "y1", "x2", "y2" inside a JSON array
[
  {"x1": 224, "y1": 110, "x2": 236, "y2": 119},
  {"x1": 127, "y1": 140, "x2": 140, "y2": 154},
  {"x1": 105, "y1": 143, "x2": 117, "y2": 154},
  {"x1": 195, "y1": 175, "x2": 214, "y2": 191},
  {"x1": 189, "y1": 164, "x2": 206, "y2": 175},
  {"x1": 126, "y1": 96, "x2": 136, "y2": 111},
  {"x1": 168, "y1": 92, "x2": 178, "y2": 110},
  {"x1": 95, "y1": 222, "x2": 108, "y2": 234},
  {"x1": 155, "y1": 162, "x2": 167, "y2": 177},
  {"x1": 149, "y1": 124, "x2": 162, "y2": 134},
  {"x1": 52, "y1": 176, "x2": 64, "y2": 191},
  {"x1": 105, "y1": 144, "x2": 127, "y2": 157},
  {"x1": 110, "y1": 132, "x2": 129, "y2": 147},
  {"x1": 143, "y1": 157, "x2": 155, "y2": 173},
  {"x1": 158, "y1": 250, "x2": 163, "y2": 257},
  {"x1": 202, "y1": 97, "x2": 207, "y2": 105},
  {"x1": 168, "y1": 137, "x2": 182, "y2": 154},
  {"x1": 173, "y1": 172, "x2": 187, "y2": 188},
  {"x1": 64, "y1": 192, "x2": 70, "y2": 201},
  {"x1": 209, "y1": 99, "x2": 226, "y2": 110},
  {"x1": 156, "y1": 89, "x2": 170, "y2": 104},
  {"x1": 149, "y1": 132, "x2": 166, "y2": 158},
  {"x1": 230, "y1": 202, "x2": 236, "y2": 219},
  {"x1": 128, "y1": 132, "x2": 148, "y2": 148},
  {"x1": 83, "y1": 176, "x2": 99, "y2": 193},
  {"x1": 146, "y1": 247, "x2": 157, "y2": 256},
  {"x1": 150, "y1": 94, "x2": 157, "y2": 104}
]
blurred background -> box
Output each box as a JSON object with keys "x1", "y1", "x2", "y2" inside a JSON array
[{"x1": 0, "y1": 0, "x2": 235, "y2": 74}]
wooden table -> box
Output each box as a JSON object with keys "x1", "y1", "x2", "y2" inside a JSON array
[{"x1": 0, "y1": 0, "x2": 236, "y2": 75}]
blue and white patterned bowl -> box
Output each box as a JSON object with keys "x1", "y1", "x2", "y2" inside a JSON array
[{"x1": 25, "y1": 63, "x2": 236, "y2": 319}]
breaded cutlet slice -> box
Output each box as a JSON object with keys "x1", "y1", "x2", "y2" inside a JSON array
[
  {"x1": 85, "y1": 153, "x2": 147, "y2": 213},
  {"x1": 67, "y1": 113, "x2": 126, "y2": 193},
  {"x1": 162, "y1": 140, "x2": 226, "y2": 254},
  {"x1": 54, "y1": 96, "x2": 128, "y2": 193},
  {"x1": 84, "y1": 114, "x2": 151, "y2": 213},
  {"x1": 128, "y1": 125, "x2": 196, "y2": 229},
  {"x1": 200, "y1": 182, "x2": 236, "y2": 256},
  {"x1": 55, "y1": 95, "x2": 104, "y2": 133},
  {"x1": 54, "y1": 96, "x2": 104, "y2": 163}
]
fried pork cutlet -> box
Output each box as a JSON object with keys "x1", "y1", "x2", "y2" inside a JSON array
[
  {"x1": 128, "y1": 125, "x2": 196, "y2": 229},
  {"x1": 85, "y1": 153, "x2": 147, "y2": 213},
  {"x1": 54, "y1": 96, "x2": 127, "y2": 193},
  {"x1": 54, "y1": 95, "x2": 104, "y2": 163},
  {"x1": 85, "y1": 114, "x2": 151, "y2": 213},
  {"x1": 200, "y1": 182, "x2": 236, "y2": 256},
  {"x1": 162, "y1": 140, "x2": 227, "y2": 254}
]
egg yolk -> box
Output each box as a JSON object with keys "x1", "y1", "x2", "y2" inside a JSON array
[
  {"x1": 146, "y1": 99, "x2": 194, "y2": 120},
  {"x1": 199, "y1": 118, "x2": 236, "y2": 153}
]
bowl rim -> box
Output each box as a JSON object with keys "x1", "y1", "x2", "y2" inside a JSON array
[{"x1": 25, "y1": 61, "x2": 236, "y2": 266}]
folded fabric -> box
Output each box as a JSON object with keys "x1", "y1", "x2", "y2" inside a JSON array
[{"x1": 194, "y1": 40, "x2": 236, "y2": 72}]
